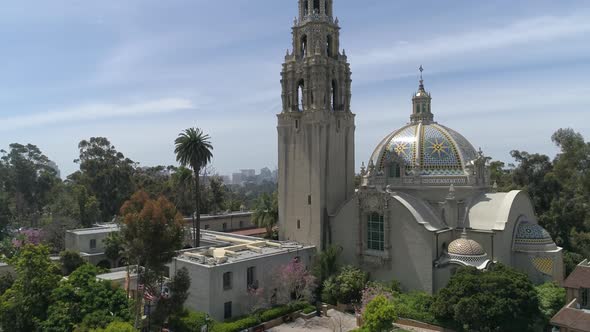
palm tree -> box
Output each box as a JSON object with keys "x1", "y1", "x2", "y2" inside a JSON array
[
  {"x1": 174, "y1": 128, "x2": 213, "y2": 247},
  {"x1": 252, "y1": 192, "x2": 279, "y2": 238}
]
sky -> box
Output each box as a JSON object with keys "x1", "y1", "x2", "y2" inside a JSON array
[{"x1": 1, "y1": 0, "x2": 589, "y2": 177}]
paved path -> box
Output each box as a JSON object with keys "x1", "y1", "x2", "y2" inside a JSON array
[{"x1": 268, "y1": 309, "x2": 357, "y2": 332}]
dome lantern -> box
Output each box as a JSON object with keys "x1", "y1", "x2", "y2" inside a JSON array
[{"x1": 411, "y1": 65, "x2": 433, "y2": 124}]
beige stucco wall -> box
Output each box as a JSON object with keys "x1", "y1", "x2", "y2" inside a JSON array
[{"x1": 332, "y1": 194, "x2": 438, "y2": 294}]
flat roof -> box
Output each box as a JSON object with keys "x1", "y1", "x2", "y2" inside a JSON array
[
  {"x1": 183, "y1": 211, "x2": 252, "y2": 222},
  {"x1": 176, "y1": 230, "x2": 314, "y2": 267},
  {"x1": 67, "y1": 224, "x2": 119, "y2": 235}
]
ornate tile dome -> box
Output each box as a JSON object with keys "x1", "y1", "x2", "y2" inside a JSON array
[
  {"x1": 370, "y1": 122, "x2": 478, "y2": 176},
  {"x1": 513, "y1": 220, "x2": 557, "y2": 252},
  {"x1": 448, "y1": 235, "x2": 486, "y2": 256},
  {"x1": 442, "y1": 231, "x2": 489, "y2": 268}
]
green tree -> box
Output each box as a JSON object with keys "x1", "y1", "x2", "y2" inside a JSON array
[
  {"x1": 252, "y1": 192, "x2": 279, "y2": 238},
  {"x1": 174, "y1": 128, "x2": 213, "y2": 247},
  {"x1": 322, "y1": 265, "x2": 368, "y2": 305},
  {"x1": 152, "y1": 267, "x2": 191, "y2": 328},
  {"x1": 362, "y1": 295, "x2": 397, "y2": 332},
  {"x1": 432, "y1": 264, "x2": 540, "y2": 332},
  {"x1": 43, "y1": 264, "x2": 131, "y2": 332},
  {"x1": 74, "y1": 137, "x2": 136, "y2": 223},
  {"x1": 59, "y1": 250, "x2": 85, "y2": 275},
  {"x1": 104, "y1": 231, "x2": 125, "y2": 264},
  {"x1": 0, "y1": 143, "x2": 60, "y2": 226},
  {"x1": 0, "y1": 273, "x2": 14, "y2": 296},
  {"x1": 120, "y1": 191, "x2": 185, "y2": 324},
  {"x1": 536, "y1": 282, "x2": 566, "y2": 326},
  {"x1": 209, "y1": 176, "x2": 225, "y2": 213},
  {"x1": 90, "y1": 321, "x2": 135, "y2": 332},
  {"x1": 73, "y1": 185, "x2": 101, "y2": 228},
  {"x1": 0, "y1": 244, "x2": 61, "y2": 331},
  {"x1": 312, "y1": 245, "x2": 342, "y2": 290}
]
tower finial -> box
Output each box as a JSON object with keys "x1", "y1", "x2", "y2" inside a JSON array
[{"x1": 419, "y1": 65, "x2": 424, "y2": 88}]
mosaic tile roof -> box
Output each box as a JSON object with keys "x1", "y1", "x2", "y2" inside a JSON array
[
  {"x1": 371, "y1": 123, "x2": 477, "y2": 176},
  {"x1": 513, "y1": 221, "x2": 557, "y2": 252}
]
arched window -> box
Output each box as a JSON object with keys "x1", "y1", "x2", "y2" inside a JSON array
[
  {"x1": 301, "y1": 35, "x2": 307, "y2": 57},
  {"x1": 331, "y1": 79, "x2": 337, "y2": 111},
  {"x1": 326, "y1": 35, "x2": 333, "y2": 57},
  {"x1": 313, "y1": 0, "x2": 320, "y2": 13},
  {"x1": 417, "y1": 104, "x2": 421, "y2": 114},
  {"x1": 389, "y1": 162, "x2": 401, "y2": 178},
  {"x1": 367, "y1": 213, "x2": 384, "y2": 251},
  {"x1": 303, "y1": 0, "x2": 309, "y2": 16},
  {"x1": 325, "y1": 0, "x2": 330, "y2": 16},
  {"x1": 297, "y1": 80, "x2": 305, "y2": 111}
]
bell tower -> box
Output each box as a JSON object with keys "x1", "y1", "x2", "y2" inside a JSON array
[{"x1": 278, "y1": 0, "x2": 355, "y2": 250}]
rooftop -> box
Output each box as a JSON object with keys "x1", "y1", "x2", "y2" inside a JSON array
[
  {"x1": 564, "y1": 259, "x2": 590, "y2": 289},
  {"x1": 551, "y1": 299, "x2": 590, "y2": 331},
  {"x1": 66, "y1": 223, "x2": 119, "y2": 235},
  {"x1": 176, "y1": 230, "x2": 314, "y2": 267},
  {"x1": 182, "y1": 211, "x2": 252, "y2": 222}
]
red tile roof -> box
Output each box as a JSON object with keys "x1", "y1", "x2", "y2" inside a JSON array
[
  {"x1": 564, "y1": 261, "x2": 590, "y2": 289},
  {"x1": 230, "y1": 228, "x2": 267, "y2": 237},
  {"x1": 550, "y1": 301, "x2": 590, "y2": 332}
]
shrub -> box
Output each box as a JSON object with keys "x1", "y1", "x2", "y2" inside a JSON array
[
  {"x1": 322, "y1": 266, "x2": 367, "y2": 305},
  {"x1": 168, "y1": 310, "x2": 208, "y2": 332},
  {"x1": 393, "y1": 291, "x2": 437, "y2": 325},
  {"x1": 362, "y1": 295, "x2": 397, "y2": 332}
]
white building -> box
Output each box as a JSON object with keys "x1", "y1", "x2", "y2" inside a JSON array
[
  {"x1": 65, "y1": 224, "x2": 120, "y2": 268},
  {"x1": 169, "y1": 231, "x2": 315, "y2": 321}
]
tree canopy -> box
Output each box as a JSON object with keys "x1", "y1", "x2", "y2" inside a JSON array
[{"x1": 431, "y1": 264, "x2": 540, "y2": 332}]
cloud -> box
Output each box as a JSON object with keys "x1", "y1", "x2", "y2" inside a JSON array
[
  {"x1": 0, "y1": 98, "x2": 195, "y2": 131},
  {"x1": 354, "y1": 12, "x2": 590, "y2": 68}
]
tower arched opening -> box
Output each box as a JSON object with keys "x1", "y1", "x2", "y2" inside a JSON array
[
  {"x1": 331, "y1": 79, "x2": 338, "y2": 111},
  {"x1": 327, "y1": 35, "x2": 333, "y2": 57},
  {"x1": 301, "y1": 35, "x2": 307, "y2": 57},
  {"x1": 303, "y1": 0, "x2": 309, "y2": 16},
  {"x1": 313, "y1": 0, "x2": 320, "y2": 13},
  {"x1": 297, "y1": 80, "x2": 305, "y2": 111}
]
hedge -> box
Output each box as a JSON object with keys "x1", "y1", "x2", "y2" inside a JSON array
[{"x1": 211, "y1": 301, "x2": 310, "y2": 332}]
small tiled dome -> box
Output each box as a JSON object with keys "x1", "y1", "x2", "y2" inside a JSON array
[
  {"x1": 513, "y1": 220, "x2": 557, "y2": 252},
  {"x1": 448, "y1": 236, "x2": 485, "y2": 256}
]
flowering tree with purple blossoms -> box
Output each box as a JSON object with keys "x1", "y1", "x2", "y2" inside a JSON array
[
  {"x1": 11, "y1": 228, "x2": 42, "y2": 248},
  {"x1": 357, "y1": 282, "x2": 394, "y2": 315},
  {"x1": 274, "y1": 259, "x2": 317, "y2": 304}
]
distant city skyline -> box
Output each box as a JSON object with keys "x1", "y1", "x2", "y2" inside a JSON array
[{"x1": 0, "y1": 1, "x2": 589, "y2": 177}]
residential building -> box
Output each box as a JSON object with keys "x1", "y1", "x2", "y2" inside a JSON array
[
  {"x1": 551, "y1": 259, "x2": 590, "y2": 332},
  {"x1": 183, "y1": 211, "x2": 255, "y2": 233}
]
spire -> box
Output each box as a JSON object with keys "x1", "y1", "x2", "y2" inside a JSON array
[{"x1": 410, "y1": 65, "x2": 434, "y2": 124}]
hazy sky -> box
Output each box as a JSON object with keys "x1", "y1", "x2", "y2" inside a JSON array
[{"x1": 1, "y1": 0, "x2": 589, "y2": 177}]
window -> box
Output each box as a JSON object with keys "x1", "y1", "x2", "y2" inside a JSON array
[
  {"x1": 222, "y1": 223, "x2": 227, "y2": 231},
  {"x1": 204, "y1": 224, "x2": 210, "y2": 230},
  {"x1": 303, "y1": 0, "x2": 308, "y2": 16},
  {"x1": 308, "y1": 195, "x2": 312, "y2": 205},
  {"x1": 389, "y1": 162, "x2": 401, "y2": 178},
  {"x1": 224, "y1": 301, "x2": 232, "y2": 319},
  {"x1": 247, "y1": 266, "x2": 256, "y2": 289},
  {"x1": 582, "y1": 288, "x2": 589, "y2": 308},
  {"x1": 90, "y1": 239, "x2": 96, "y2": 249},
  {"x1": 223, "y1": 272, "x2": 232, "y2": 290},
  {"x1": 239, "y1": 220, "x2": 244, "y2": 228},
  {"x1": 367, "y1": 213, "x2": 384, "y2": 251},
  {"x1": 297, "y1": 219, "x2": 301, "y2": 229},
  {"x1": 326, "y1": 35, "x2": 333, "y2": 57}
]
